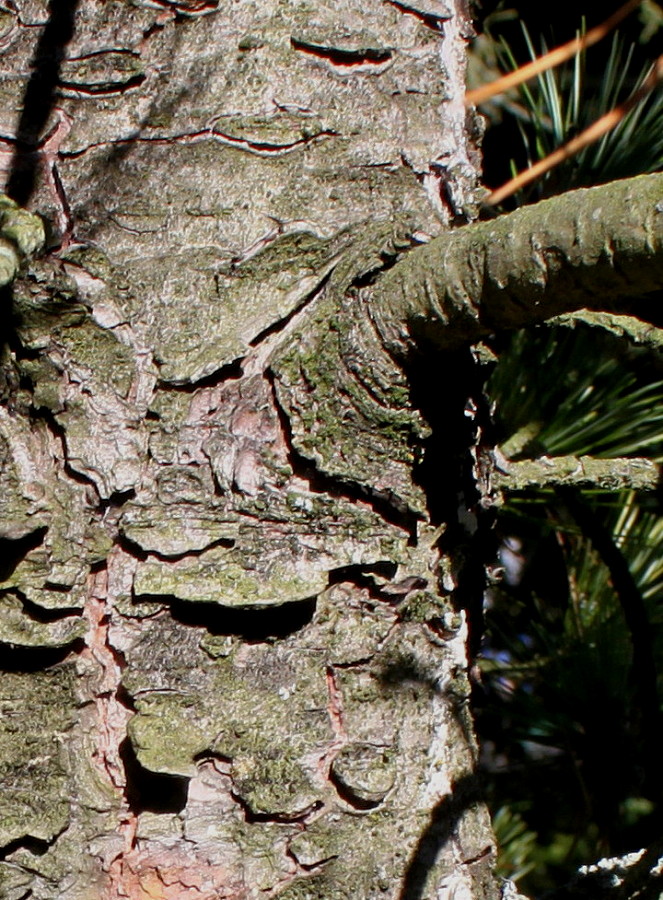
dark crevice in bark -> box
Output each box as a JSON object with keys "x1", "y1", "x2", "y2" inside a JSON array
[
  {"x1": 385, "y1": 0, "x2": 449, "y2": 31},
  {"x1": 193, "y1": 750, "x2": 231, "y2": 765},
  {"x1": 290, "y1": 851, "x2": 339, "y2": 872},
  {"x1": 147, "y1": 0, "x2": 219, "y2": 17},
  {"x1": 329, "y1": 772, "x2": 385, "y2": 810},
  {"x1": 408, "y1": 348, "x2": 479, "y2": 521},
  {"x1": 329, "y1": 563, "x2": 434, "y2": 609},
  {"x1": 0, "y1": 835, "x2": 50, "y2": 861},
  {"x1": 0, "y1": 527, "x2": 48, "y2": 581},
  {"x1": 119, "y1": 738, "x2": 189, "y2": 815},
  {"x1": 289, "y1": 450, "x2": 419, "y2": 535},
  {"x1": 374, "y1": 649, "x2": 442, "y2": 695},
  {"x1": 118, "y1": 532, "x2": 235, "y2": 563},
  {"x1": 98, "y1": 489, "x2": 136, "y2": 512},
  {"x1": 155, "y1": 358, "x2": 243, "y2": 392},
  {"x1": 348, "y1": 246, "x2": 411, "y2": 290},
  {"x1": 332, "y1": 658, "x2": 373, "y2": 669},
  {"x1": 230, "y1": 790, "x2": 323, "y2": 824},
  {"x1": 328, "y1": 561, "x2": 399, "y2": 598},
  {"x1": 62, "y1": 128, "x2": 337, "y2": 161},
  {"x1": 0, "y1": 292, "x2": 21, "y2": 401},
  {"x1": 398, "y1": 772, "x2": 484, "y2": 900},
  {"x1": 407, "y1": 348, "x2": 496, "y2": 655},
  {"x1": 59, "y1": 74, "x2": 147, "y2": 96},
  {"x1": 210, "y1": 127, "x2": 338, "y2": 155},
  {"x1": 142, "y1": 18, "x2": 169, "y2": 41},
  {"x1": 116, "y1": 683, "x2": 138, "y2": 713},
  {"x1": 5, "y1": 0, "x2": 80, "y2": 206},
  {"x1": 9, "y1": 590, "x2": 82, "y2": 621},
  {"x1": 25, "y1": 404, "x2": 104, "y2": 498},
  {"x1": 267, "y1": 370, "x2": 420, "y2": 536},
  {"x1": 248, "y1": 272, "x2": 334, "y2": 348},
  {"x1": 137, "y1": 594, "x2": 318, "y2": 641},
  {"x1": 0, "y1": 639, "x2": 83, "y2": 672},
  {"x1": 290, "y1": 39, "x2": 393, "y2": 67}
]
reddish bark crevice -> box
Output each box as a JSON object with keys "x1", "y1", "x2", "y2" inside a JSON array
[
  {"x1": 290, "y1": 38, "x2": 394, "y2": 70},
  {"x1": 60, "y1": 127, "x2": 338, "y2": 162},
  {"x1": 385, "y1": 0, "x2": 449, "y2": 31}
]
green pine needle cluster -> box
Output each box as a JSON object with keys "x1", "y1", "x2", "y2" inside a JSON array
[
  {"x1": 475, "y1": 13, "x2": 663, "y2": 894},
  {"x1": 498, "y1": 27, "x2": 663, "y2": 203}
]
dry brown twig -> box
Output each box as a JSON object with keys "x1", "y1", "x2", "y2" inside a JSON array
[
  {"x1": 466, "y1": 0, "x2": 642, "y2": 107},
  {"x1": 484, "y1": 53, "x2": 663, "y2": 206}
]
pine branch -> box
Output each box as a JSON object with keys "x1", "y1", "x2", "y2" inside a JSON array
[
  {"x1": 371, "y1": 173, "x2": 663, "y2": 355},
  {"x1": 494, "y1": 456, "x2": 659, "y2": 492},
  {"x1": 486, "y1": 56, "x2": 663, "y2": 207},
  {"x1": 556, "y1": 487, "x2": 663, "y2": 798}
]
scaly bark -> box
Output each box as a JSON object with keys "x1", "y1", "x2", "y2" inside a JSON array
[{"x1": 1, "y1": 1, "x2": 661, "y2": 898}]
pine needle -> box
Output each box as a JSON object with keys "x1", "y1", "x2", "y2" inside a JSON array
[
  {"x1": 485, "y1": 54, "x2": 663, "y2": 206},
  {"x1": 466, "y1": 0, "x2": 641, "y2": 107}
]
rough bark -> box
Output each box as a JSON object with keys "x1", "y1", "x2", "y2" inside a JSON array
[
  {"x1": 0, "y1": 2, "x2": 498, "y2": 899},
  {"x1": 1, "y1": 2, "x2": 662, "y2": 900}
]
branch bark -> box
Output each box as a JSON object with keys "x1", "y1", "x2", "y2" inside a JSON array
[{"x1": 370, "y1": 173, "x2": 663, "y2": 356}]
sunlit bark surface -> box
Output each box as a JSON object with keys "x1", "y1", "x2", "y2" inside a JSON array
[{"x1": 0, "y1": 2, "x2": 498, "y2": 899}]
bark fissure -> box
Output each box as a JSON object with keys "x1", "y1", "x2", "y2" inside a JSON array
[
  {"x1": 6, "y1": 1, "x2": 661, "y2": 897},
  {"x1": 59, "y1": 127, "x2": 339, "y2": 161},
  {"x1": 386, "y1": 0, "x2": 450, "y2": 31},
  {"x1": 290, "y1": 38, "x2": 394, "y2": 70}
]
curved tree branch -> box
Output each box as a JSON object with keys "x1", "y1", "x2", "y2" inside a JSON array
[
  {"x1": 371, "y1": 172, "x2": 663, "y2": 357},
  {"x1": 273, "y1": 174, "x2": 663, "y2": 512}
]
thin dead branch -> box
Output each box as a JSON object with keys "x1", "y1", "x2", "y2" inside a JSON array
[
  {"x1": 485, "y1": 54, "x2": 663, "y2": 207},
  {"x1": 466, "y1": 0, "x2": 641, "y2": 107}
]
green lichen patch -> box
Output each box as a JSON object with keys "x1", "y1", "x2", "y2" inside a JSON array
[
  {"x1": 234, "y1": 822, "x2": 298, "y2": 892},
  {"x1": 232, "y1": 747, "x2": 319, "y2": 818},
  {"x1": 2, "y1": 476, "x2": 102, "y2": 610},
  {"x1": 0, "y1": 593, "x2": 85, "y2": 648},
  {"x1": 60, "y1": 49, "x2": 146, "y2": 93},
  {"x1": 133, "y1": 543, "x2": 329, "y2": 606},
  {"x1": 330, "y1": 742, "x2": 396, "y2": 806},
  {"x1": 208, "y1": 645, "x2": 330, "y2": 816},
  {"x1": 118, "y1": 225, "x2": 349, "y2": 386},
  {"x1": 303, "y1": 586, "x2": 395, "y2": 665},
  {"x1": 56, "y1": 394, "x2": 147, "y2": 499},
  {"x1": 128, "y1": 693, "x2": 211, "y2": 776},
  {"x1": 11, "y1": 264, "x2": 88, "y2": 348},
  {"x1": 0, "y1": 862, "x2": 34, "y2": 900},
  {"x1": 273, "y1": 812, "x2": 415, "y2": 899},
  {"x1": 121, "y1": 503, "x2": 239, "y2": 556},
  {"x1": 270, "y1": 221, "x2": 430, "y2": 513},
  {"x1": 0, "y1": 660, "x2": 77, "y2": 848},
  {"x1": 0, "y1": 409, "x2": 104, "y2": 609},
  {"x1": 53, "y1": 319, "x2": 136, "y2": 400},
  {"x1": 0, "y1": 417, "x2": 50, "y2": 542},
  {"x1": 0, "y1": 195, "x2": 44, "y2": 288},
  {"x1": 289, "y1": 819, "x2": 340, "y2": 868},
  {"x1": 397, "y1": 590, "x2": 447, "y2": 624}
]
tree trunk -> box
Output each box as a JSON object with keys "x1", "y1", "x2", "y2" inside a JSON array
[
  {"x1": 2, "y1": 3, "x2": 663, "y2": 900},
  {"x1": 0, "y1": 2, "x2": 499, "y2": 899}
]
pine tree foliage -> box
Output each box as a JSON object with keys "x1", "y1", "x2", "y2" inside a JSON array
[
  {"x1": 473, "y1": 6, "x2": 663, "y2": 892},
  {"x1": 499, "y1": 30, "x2": 663, "y2": 203}
]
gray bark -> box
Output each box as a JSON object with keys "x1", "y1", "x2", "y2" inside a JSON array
[
  {"x1": 1, "y1": 2, "x2": 661, "y2": 900},
  {"x1": 0, "y1": 3, "x2": 497, "y2": 900}
]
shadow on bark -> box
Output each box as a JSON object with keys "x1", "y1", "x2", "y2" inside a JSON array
[
  {"x1": 119, "y1": 738, "x2": 189, "y2": 814},
  {"x1": 397, "y1": 771, "x2": 483, "y2": 900},
  {"x1": 5, "y1": 0, "x2": 80, "y2": 206}
]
